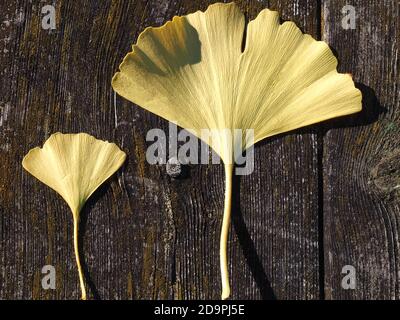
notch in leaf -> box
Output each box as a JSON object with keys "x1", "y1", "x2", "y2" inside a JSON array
[
  {"x1": 22, "y1": 133, "x2": 126, "y2": 299},
  {"x1": 112, "y1": 2, "x2": 362, "y2": 299}
]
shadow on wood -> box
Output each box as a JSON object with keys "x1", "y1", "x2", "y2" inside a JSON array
[
  {"x1": 246, "y1": 81, "x2": 383, "y2": 301},
  {"x1": 231, "y1": 173, "x2": 277, "y2": 300},
  {"x1": 319, "y1": 83, "x2": 386, "y2": 132},
  {"x1": 253, "y1": 83, "x2": 385, "y2": 150},
  {"x1": 78, "y1": 181, "x2": 112, "y2": 300}
]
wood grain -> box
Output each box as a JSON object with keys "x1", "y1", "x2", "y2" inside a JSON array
[
  {"x1": 0, "y1": 0, "x2": 322, "y2": 300},
  {"x1": 322, "y1": 0, "x2": 400, "y2": 299},
  {"x1": 1, "y1": 0, "x2": 397, "y2": 300}
]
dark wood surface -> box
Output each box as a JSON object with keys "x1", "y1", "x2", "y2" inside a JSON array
[
  {"x1": 322, "y1": 0, "x2": 400, "y2": 299},
  {"x1": 0, "y1": 0, "x2": 397, "y2": 300}
]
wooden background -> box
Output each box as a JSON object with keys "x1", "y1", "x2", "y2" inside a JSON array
[{"x1": 0, "y1": 0, "x2": 398, "y2": 300}]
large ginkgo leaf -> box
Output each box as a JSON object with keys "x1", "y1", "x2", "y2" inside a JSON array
[
  {"x1": 112, "y1": 2, "x2": 362, "y2": 299},
  {"x1": 22, "y1": 133, "x2": 126, "y2": 299}
]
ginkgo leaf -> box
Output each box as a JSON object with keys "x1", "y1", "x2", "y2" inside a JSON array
[
  {"x1": 22, "y1": 133, "x2": 126, "y2": 300},
  {"x1": 112, "y1": 2, "x2": 362, "y2": 299}
]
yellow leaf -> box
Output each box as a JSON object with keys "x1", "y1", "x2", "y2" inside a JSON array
[
  {"x1": 22, "y1": 132, "x2": 126, "y2": 299},
  {"x1": 112, "y1": 2, "x2": 362, "y2": 299}
]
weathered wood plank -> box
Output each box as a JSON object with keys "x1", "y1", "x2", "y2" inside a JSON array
[
  {"x1": 112, "y1": 0, "x2": 322, "y2": 300},
  {"x1": 230, "y1": 0, "x2": 322, "y2": 300},
  {"x1": 322, "y1": 0, "x2": 400, "y2": 299},
  {"x1": 0, "y1": 0, "x2": 321, "y2": 299}
]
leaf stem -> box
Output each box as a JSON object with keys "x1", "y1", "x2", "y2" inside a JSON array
[
  {"x1": 220, "y1": 163, "x2": 233, "y2": 300},
  {"x1": 73, "y1": 213, "x2": 87, "y2": 300}
]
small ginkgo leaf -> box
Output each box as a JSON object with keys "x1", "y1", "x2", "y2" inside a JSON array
[
  {"x1": 22, "y1": 133, "x2": 126, "y2": 300},
  {"x1": 112, "y1": 2, "x2": 362, "y2": 299}
]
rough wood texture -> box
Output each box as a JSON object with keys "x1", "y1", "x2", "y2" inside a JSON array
[
  {"x1": 322, "y1": 0, "x2": 400, "y2": 299},
  {"x1": 0, "y1": 0, "x2": 397, "y2": 300}
]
